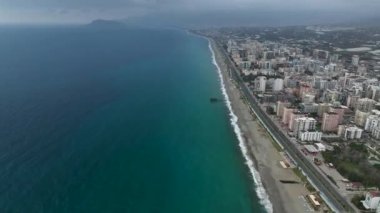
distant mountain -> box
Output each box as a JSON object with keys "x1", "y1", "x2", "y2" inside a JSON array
[
  {"x1": 86, "y1": 19, "x2": 126, "y2": 28},
  {"x1": 121, "y1": 10, "x2": 380, "y2": 29}
]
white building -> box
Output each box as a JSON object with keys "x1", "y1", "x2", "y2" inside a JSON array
[
  {"x1": 293, "y1": 117, "x2": 317, "y2": 133},
  {"x1": 338, "y1": 125, "x2": 363, "y2": 140},
  {"x1": 227, "y1": 39, "x2": 237, "y2": 53},
  {"x1": 352, "y1": 55, "x2": 360, "y2": 66},
  {"x1": 298, "y1": 131, "x2": 322, "y2": 142},
  {"x1": 315, "y1": 143, "x2": 326, "y2": 151},
  {"x1": 363, "y1": 112, "x2": 380, "y2": 139},
  {"x1": 362, "y1": 191, "x2": 380, "y2": 210},
  {"x1": 365, "y1": 115, "x2": 380, "y2": 132},
  {"x1": 255, "y1": 76, "x2": 267, "y2": 92},
  {"x1": 273, "y1": 78, "x2": 284, "y2": 91},
  {"x1": 372, "y1": 127, "x2": 380, "y2": 139}
]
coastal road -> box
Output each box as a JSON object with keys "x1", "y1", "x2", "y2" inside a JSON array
[{"x1": 212, "y1": 39, "x2": 356, "y2": 212}]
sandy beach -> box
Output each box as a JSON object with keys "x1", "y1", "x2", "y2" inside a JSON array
[{"x1": 210, "y1": 40, "x2": 312, "y2": 213}]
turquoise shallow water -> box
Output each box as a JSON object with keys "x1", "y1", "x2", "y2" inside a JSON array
[{"x1": 0, "y1": 26, "x2": 265, "y2": 212}]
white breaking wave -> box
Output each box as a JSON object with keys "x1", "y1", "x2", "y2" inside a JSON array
[{"x1": 208, "y1": 41, "x2": 273, "y2": 213}]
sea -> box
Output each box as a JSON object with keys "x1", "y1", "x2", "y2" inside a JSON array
[{"x1": 0, "y1": 24, "x2": 268, "y2": 212}]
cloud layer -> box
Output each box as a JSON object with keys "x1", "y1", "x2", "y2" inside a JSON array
[{"x1": 0, "y1": 0, "x2": 379, "y2": 24}]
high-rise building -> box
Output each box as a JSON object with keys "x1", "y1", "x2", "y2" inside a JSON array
[
  {"x1": 300, "y1": 103, "x2": 319, "y2": 114},
  {"x1": 330, "y1": 54, "x2": 339, "y2": 63},
  {"x1": 282, "y1": 107, "x2": 295, "y2": 124},
  {"x1": 264, "y1": 61, "x2": 272, "y2": 69},
  {"x1": 346, "y1": 95, "x2": 360, "y2": 109},
  {"x1": 255, "y1": 76, "x2": 267, "y2": 92},
  {"x1": 330, "y1": 106, "x2": 347, "y2": 124},
  {"x1": 323, "y1": 89, "x2": 342, "y2": 103},
  {"x1": 371, "y1": 127, "x2": 380, "y2": 139},
  {"x1": 322, "y1": 112, "x2": 339, "y2": 132},
  {"x1": 276, "y1": 101, "x2": 290, "y2": 117},
  {"x1": 313, "y1": 49, "x2": 329, "y2": 61},
  {"x1": 292, "y1": 117, "x2": 317, "y2": 133},
  {"x1": 289, "y1": 112, "x2": 306, "y2": 130},
  {"x1": 338, "y1": 125, "x2": 363, "y2": 140},
  {"x1": 313, "y1": 77, "x2": 327, "y2": 90},
  {"x1": 352, "y1": 55, "x2": 360, "y2": 66},
  {"x1": 273, "y1": 78, "x2": 284, "y2": 91},
  {"x1": 318, "y1": 103, "x2": 331, "y2": 117},
  {"x1": 354, "y1": 110, "x2": 370, "y2": 127},
  {"x1": 367, "y1": 86, "x2": 380, "y2": 101},
  {"x1": 356, "y1": 98, "x2": 377, "y2": 112},
  {"x1": 365, "y1": 115, "x2": 380, "y2": 132}
]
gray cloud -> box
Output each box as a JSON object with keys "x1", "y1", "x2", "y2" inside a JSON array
[{"x1": 0, "y1": 0, "x2": 379, "y2": 24}]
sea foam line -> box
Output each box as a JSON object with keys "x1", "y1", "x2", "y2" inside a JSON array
[{"x1": 208, "y1": 41, "x2": 273, "y2": 213}]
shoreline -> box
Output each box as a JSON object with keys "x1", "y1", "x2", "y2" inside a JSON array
[
  {"x1": 208, "y1": 41, "x2": 273, "y2": 213},
  {"x1": 208, "y1": 39, "x2": 312, "y2": 213}
]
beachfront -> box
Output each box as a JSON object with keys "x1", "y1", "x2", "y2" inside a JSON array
[{"x1": 210, "y1": 40, "x2": 315, "y2": 213}]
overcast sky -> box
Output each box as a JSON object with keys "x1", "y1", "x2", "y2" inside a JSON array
[{"x1": 0, "y1": 0, "x2": 379, "y2": 24}]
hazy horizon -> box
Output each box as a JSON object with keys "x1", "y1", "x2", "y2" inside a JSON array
[{"x1": 1, "y1": 0, "x2": 380, "y2": 27}]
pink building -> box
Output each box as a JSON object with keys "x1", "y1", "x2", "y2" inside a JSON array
[
  {"x1": 322, "y1": 112, "x2": 340, "y2": 132},
  {"x1": 277, "y1": 101, "x2": 290, "y2": 117},
  {"x1": 329, "y1": 106, "x2": 347, "y2": 124},
  {"x1": 282, "y1": 107, "x2": 295, "y2": 124}
]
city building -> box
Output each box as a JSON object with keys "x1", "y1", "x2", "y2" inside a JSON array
[
  {"x1": 289, "y1": 112, "x2": 306, "y2": 130},
  {"x1": 338, "y1": 125, "x2": 363, "y2": 140},
  {"x1": 276, "y1": 101, "x2": 290, "y2": 117},
  {"x1": 330, "y1": 106, "x2": 347, "y2": 124},
  {"x1": 318, "y1": 103, "x2": 331, "y2": 117},
  {"x1": 372, "y1": 127, "x2": 380, "y2": 139},
  {"x1": 322, "y1": 112, "x2": 339, "y2": 132},
  {"x1": 302, "y1": 93, "x2": 315, "y2": 104},
  {"x1": 362, "y1": 191, "x2": 380, "y2": 210},
  {"x1": 299, "y1": 131, "x2": 322, "y2": 142},
  {"x1": 356, "y1": 98, "x2": 377, "y2": 112},
  {"x1": 300, "y1": 103, "x2": 319, "y2": 113},
  {"x1": 315, "y1": 143, "x2": 326, "y2": 151},
  {"x1": 273, "y1": 78, "x2": 284, "y2": 91},
  {"x1": 282, "y1": 107, "x2": 295, "y2": 124},
  {"x1": 346, "y1": 95, "x2": 360, "y2": 109},
  {"x1": 365, "y1": 115, "x2": 380, "y2": 132},
  {"x1": 255, "y1": 76, "x2": 267, "y2": 92},
  {"x1": 314, "y1": 77, "x2": 327, "y2": 90},
  {"x1": 293, "y1": 117, "x2": 317, "y2": 133},
  {"x1": 298, "y1": 83, "x2": 313, "y2": 98},
  {"x1": 352, "y1": 55, "x2": 360, "y2": 66},
  {"x1": 323, "y1": 89, "x2": 342, "y2": 103},
  {"x1": 313, "y1": 49, "x2": 329, "y2": 61},
  {"x1": 355, "y1": 110, "x2": 370, "y2": 127}
]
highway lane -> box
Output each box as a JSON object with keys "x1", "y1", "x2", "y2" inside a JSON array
[{"x1": 213, "y1": 39, "x2": 356, "y2": 212}]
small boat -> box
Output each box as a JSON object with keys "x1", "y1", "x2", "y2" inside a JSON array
[{"x1": 209, "y1": 98, "x2": 219, "y2": 103}]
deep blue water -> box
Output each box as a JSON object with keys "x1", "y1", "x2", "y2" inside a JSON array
[{"x1": 0, "y1": 25, "x2": 264, "y2": 212}]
